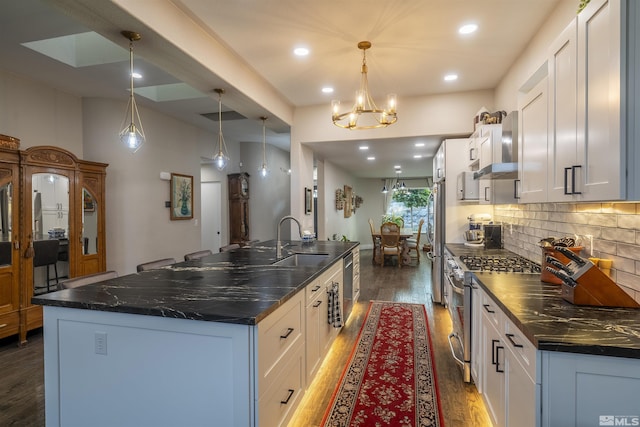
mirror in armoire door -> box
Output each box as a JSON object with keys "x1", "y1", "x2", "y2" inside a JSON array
[
  {"x1": 31, "y1": 173, "x2": 70, "y2": 295},
  {"x1": 0, "y1": 181, "x2": 13, "y2": 267},
  {"x1": 82, "y1": 188, "x2": 98, "y2": 255}
]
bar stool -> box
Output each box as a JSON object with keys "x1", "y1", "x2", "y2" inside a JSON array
[
  {"x1": 33, "y1": 239, "x2": 60, "y2": 292},
  {"x1": 184, "y1": 250, "x2": 213, "y2": 261},
  {"x1": 136, "y1": 258, "x2": 176, "y2": 272}
]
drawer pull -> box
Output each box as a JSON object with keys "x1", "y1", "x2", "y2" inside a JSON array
[
  {"x1": 280, "y1": 389, "x2": 295, "y2": 405},
  {"x1": 280, "y1": 328, "x2": 294, "y2": 339},
  {"x1": 313, "y1": 300, "x2": 322, "y2": 308},
  {"x1": 483, "y1": 304, "x2": 495, "y2": 314},
  {"x1": 505, "y1": 333, "x2": 524, "y2": 348},
  {"x1": 0, "y1": 323, "x2": 7, "y2": 329},
  {"x1": 312, "y1": 285, "x2": 321, "y2": 292}
]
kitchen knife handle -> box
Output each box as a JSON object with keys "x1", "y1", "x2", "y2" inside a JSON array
[{"x1": 554, "y1": 246, "x2": 586, "y2": 266}]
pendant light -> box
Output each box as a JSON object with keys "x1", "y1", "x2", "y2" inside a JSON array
[
  {"x1": 118, "y1": 31, "x2": 145, "y2": 153},
  {"x1": 258, "y1": 116, "x2": 269, "y2": 178},
  {"x1": 212, "y1": 88, "x2": 230, "y2": 171}
]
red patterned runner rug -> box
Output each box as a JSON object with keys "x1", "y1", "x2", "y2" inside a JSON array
[{"x1": 321, "y1": 301, "x2": 444, "y2": 427}]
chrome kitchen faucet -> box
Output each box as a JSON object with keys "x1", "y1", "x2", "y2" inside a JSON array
[{"x1": 276, "y1": 215, "x2": 303, "y2": 259}]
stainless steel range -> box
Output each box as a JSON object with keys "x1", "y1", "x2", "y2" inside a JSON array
[{"x1": 444, "y1": 246, "x2": 541, "y2": 383}]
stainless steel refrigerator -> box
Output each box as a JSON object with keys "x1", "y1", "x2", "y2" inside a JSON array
[{"x1": 428, "y1": 181, "x2": 445, "y2": 303}]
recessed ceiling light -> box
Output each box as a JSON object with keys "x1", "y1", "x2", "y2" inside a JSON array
[
  {"x1": 415, "y1": 142, "x2": 425, "y2": 147},
  {"x1": 394, "y1": 165, "x2": 401, "y2": 169},
  {"x1": 413, "y1": 154, "x2": 423, "y2": 159},
  {"x1": 444, "y1": 74, "x2": 458, "y2": 81},
  {"x1": 459, "y1": 24, "x2": 478, "y2": 35},
  {"x1": 322, "y1": 87, "x2": 334, "y2": 94},
  {"x1": 359, "y1": 145, "x2": 369, "y2": 150},
  {"x1": 367, "y1": 156, "x2": 375, "y2": 161},
  {"x1": 293, "y1": 47, "x2": 309, "y2": 56}
]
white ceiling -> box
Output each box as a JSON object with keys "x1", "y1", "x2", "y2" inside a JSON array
[{"x1": 0, "y1": 0, "x2": 561, "y2": 178}]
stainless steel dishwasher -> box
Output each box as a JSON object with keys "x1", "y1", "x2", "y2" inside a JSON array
[{"x1": 343, "y1": 251, "x2": 353, "y2": 321}]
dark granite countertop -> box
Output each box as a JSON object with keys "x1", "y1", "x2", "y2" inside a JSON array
[
  {"x1": 446, "y1": 243, "x2": 640, "y2": 359},
  {"x1": 32, "y1": 240, "x2": 359, "y2": 325}
]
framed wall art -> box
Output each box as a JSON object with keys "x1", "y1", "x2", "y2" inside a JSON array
[{"x1": 170, "y1": 173, "x2": 193, "y2": 220}]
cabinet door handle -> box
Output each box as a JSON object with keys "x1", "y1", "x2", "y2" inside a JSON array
[
  {"x1": 313, "y1": 300, "x2": 322, "y2": 308},
  {"x1": 491, "y1": 339, "x2": 499, "y2": 365},
  {"x1": 571, "y1": 165, "x2": 582, "y2": 194},
  {"x1": 483, "y1": 304, "x2": 495, "y2": 314},
  {"x1": 484, "y1": 186, "x2": 490, "y2": 201},
  {"x1": 514, "y1": 179, "x2": 520, "y2": 199},
  {"x1": 280, "y1": 327, "x2": 294, "y2": 339},
  {"x1": 312, "y1": 285, "x2": 321, "y2": 292},
  {"x1": 469, "y1": 148, "x2": 476, "y2": 161},
  {"x1": 495, "y1": 346, "x2": 505, "y2": 373},
  {"x1": 280, "y1": 389, "x2": 295, "y2": 405},
  {"x1": 505, "y1": 333, "x2": 524, "y2": 348},
  {"x1": 563, "y1": 167, "x2": 571, "y2": 195}
]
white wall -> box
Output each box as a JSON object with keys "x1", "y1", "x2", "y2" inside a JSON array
[
  {"x1": 0, "y1": 69, "x2": 83, "y2": 154},
  {"x1": 239, "y1": 141, "x2": 291, "y2": 241}
]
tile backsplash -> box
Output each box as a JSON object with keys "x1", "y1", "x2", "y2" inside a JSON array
[{"x1": 494, "y1": 203, "x2": 640, "y2": 303}]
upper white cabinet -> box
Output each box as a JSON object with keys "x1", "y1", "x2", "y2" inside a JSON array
[
  {"x1": 547, "y1": 18, "x2": 577, "y2": 201},
  {"x1": 518, "y1": 76, "x2": 549, "y2": 203},
  {"x1": 433, "y1": 142, "x2": 445, "y2": 182},
  {"x1": 477, "y1": 124, "x2": 503, "y2": 171},
  {"x1": 467, "y1": 137, "x2": 479, "y2": 168},
  {"x1": 542, "y1": 0, "x2": 640, "y2": 201}
]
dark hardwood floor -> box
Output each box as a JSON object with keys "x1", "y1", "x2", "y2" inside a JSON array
[
  {"x1": 289, "y1": 249, "x2": 491, "y2": 427},
  {"x1": 0, "y1": 249, "x2": 490, "y2": 427}
]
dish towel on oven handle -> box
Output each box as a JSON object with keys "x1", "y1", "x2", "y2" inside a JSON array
[{"x1": 327, "y1": 281, "x2": 343, "y2": 328}]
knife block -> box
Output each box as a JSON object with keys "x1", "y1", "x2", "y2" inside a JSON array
[{"x1": 561, "y1": 265, "x2": 640, "y2": 308}]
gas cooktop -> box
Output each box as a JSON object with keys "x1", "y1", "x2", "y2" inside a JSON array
[{"x1": 458, "y1": 255, "x2": 541, "y2": 274}]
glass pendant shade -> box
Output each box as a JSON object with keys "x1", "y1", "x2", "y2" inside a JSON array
[
  {"x1": 381, "y1": 185, "x2": 388, "y2": 194},
  {"x1": 213, "y1": 149, "x2": 229, "y2": 171}
]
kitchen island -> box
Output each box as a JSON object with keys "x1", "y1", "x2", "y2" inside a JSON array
[
  {"x1": 33, "y1": 240, "x2": 359, "y2": 427},
  {"x1": 446, "y1": 243, "x2": 640, "y2": 427}
]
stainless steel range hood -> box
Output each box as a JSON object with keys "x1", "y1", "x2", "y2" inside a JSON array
[{"x1": 473, "y1": 111, "x2": 518, "y2": 180}]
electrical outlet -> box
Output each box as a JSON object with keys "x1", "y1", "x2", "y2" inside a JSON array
[{"x1": 95, "y1": 331, "x2": 107, "y2": 355}]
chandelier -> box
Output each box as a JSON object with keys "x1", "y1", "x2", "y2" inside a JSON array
[
  {"x1": 212, "y1": 88, "x2": 230, "y2": 171},
  {"x1": 119, "y1": 31, "x2": 145, "y2": 153},
  {"x1": 332, "y1": 41, "x2": 397, "y2": 130},
  {"x1": 258, "y1": 116, "x2": 269, "y2": 178}
]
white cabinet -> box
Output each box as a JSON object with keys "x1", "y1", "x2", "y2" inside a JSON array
[
  {"x1": 477, "y1": 124, "x2": 502, "y2": 171},
  {"x1": 478, "y1": 180, "x2": 517, "y2": 205},
  {"x1": 481, "y1": 300, "x2": 505, "y2": 427},
  {"x1": 304, "y1": 260, "x2": 343, "y2": 384},
  {"x1": 433, "y1": 143, "x2": 445, "y2": 182},
  {"x1": 547, "y1": 18, "x2": 577, "y2": 201},
  {"x1": 518, "y1": 76, "x2": 549, "y2": 203},
  {"x1": 477, "y1": 285, "x2": 538, "y2": 427},
  {"x1": 467, "y1": 136, "x2": 479, "y2": 168}
]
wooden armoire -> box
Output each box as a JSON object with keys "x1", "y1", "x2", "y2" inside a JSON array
[
  {"x1": 0, "y1": 137, "x2": 108, "y2": 344},
  {"x1": 227, "y1": 173, "x2": 250, "y2": 245}
]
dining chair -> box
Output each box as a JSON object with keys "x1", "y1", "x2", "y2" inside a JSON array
[
  {"x1": 58, "y1": 271, "x2": 118, "y2": 290},
  {"x1": 184, "y1": 249, "x2": 213, "y2": 261},
  {"x1": 368, "y1": 218, "x2": 381, "y2": 263},
  {"x1": 405, "y1": 218, "x2": 425, "y2": 264},
  {"x1": 379, "y1": 222, "x2": 402, "y2": 268},
  {"x1": 136, "y1": 258, "x2": 176, "y2": 272}
]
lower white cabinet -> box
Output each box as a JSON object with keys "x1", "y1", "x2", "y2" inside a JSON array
[{"x1": 478, "y1": 286, "x2": 537, "y2": 427}]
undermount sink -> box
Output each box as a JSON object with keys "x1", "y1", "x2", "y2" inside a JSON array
[{"x1": 272, "y1": 253, "x2": 330, "y2": 267}]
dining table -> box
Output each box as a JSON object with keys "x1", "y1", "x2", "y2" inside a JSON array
[{"x1": 371, "y1": 227, "x2": 415, "y2": 266}]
